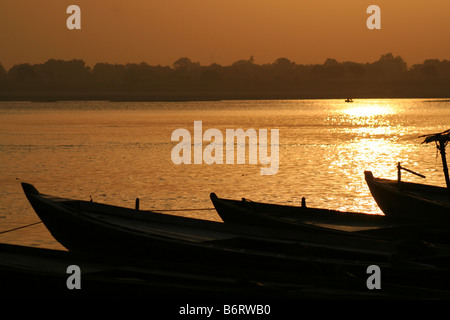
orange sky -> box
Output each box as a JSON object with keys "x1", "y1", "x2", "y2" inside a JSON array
[{"x1": 0, "y1": 0, "x2": 449, "y2": 70}]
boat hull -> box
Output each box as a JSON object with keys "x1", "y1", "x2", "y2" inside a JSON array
[
  {"x1": 210, "y1": 192, "x2": 423, "y2": 239},
  {"x1": 364, "y1": 171, "x2": 450, "y2": 223},
  {"x1": 20, "y1": 183, "x2": 450, "y2": 297},
  {"x1": 22, "y1": 183, "x2": 400, "y2": 272}
]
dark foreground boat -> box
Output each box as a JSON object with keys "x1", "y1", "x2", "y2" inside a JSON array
[
  {"x1": 19, "y1": 182, "x2": 450, "y2": 298},
  {"x1": 0, "y1": 243, "x2": 291, "y2": 300},
  {"x1": 210, "y1": 193, "x2": 424, "y2": 239},
  {"x1": 365, "y1": 171, "x2": 450, "y2": 223},
  {"x1": 3, "y1": 242, "x2": 450, "y2": 300}
]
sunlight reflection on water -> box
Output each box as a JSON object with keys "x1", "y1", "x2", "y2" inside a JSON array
[{"x1": 343, "y1": 102, "x2": 394, "y2": 118}]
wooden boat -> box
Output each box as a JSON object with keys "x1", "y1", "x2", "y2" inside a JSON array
[
  {"x1": 1, "y1": 243, "x2": 356, "y2": 300},
  {"x1": 23, "y1": 182, "x2": 450, "y2": 265},
  {"x1": 365, "y1": 170, "x2": 450, "y2": 223},
  {"x1": 0, "y1": 243, "x2": 277, "y2": 300},
  {"x1": 19, "y1": 183, "x2": 450, "y2": 296},
  {"x1": 210, "y1": 192, "x2": 424, "y2": 239},
  {"x1": 365, "y1": 130, "x2": 450, "y2": 223},
  {"x1": 22, "y1": 182, "x2": 408, "y2": 264}
]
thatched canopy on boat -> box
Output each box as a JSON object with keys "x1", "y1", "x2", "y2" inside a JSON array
[
  {"x1": 420, "y1": 129, "x2": 450, "y2": 145},
  {"x1": 420, "y1": 129, "x2": 450, "y2": 191}
]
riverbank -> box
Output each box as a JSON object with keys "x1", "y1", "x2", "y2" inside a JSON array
[{"x1": 1, "y1": 89, "x2": 448, "y2": 102}]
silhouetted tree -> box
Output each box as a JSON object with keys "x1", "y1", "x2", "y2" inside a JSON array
[
  {"x1": 343, "y1": 62, "x2": 365, "y2": 79},
  {"x1": 272, "y1": 57, "x2": 295, "y2": 69},
  {"x1": 229, "y1": 56, "x2": 260, "y2": 83},
  {"x1": 8, "y1": 63, "x2": 37, "y2": 82},
  {"x1": 200, "y1": 63, "x2": 222, "y2": 82},
  {"x1": 122, "y1": 62, "x2": 152, "y2": 83},
  {"x1": 410, "y1": 59, "x2": 450, "y2": 79},
  {"x1": 322, "y1": 58, "x2": 345, "y2": 79},
  {"x1": 173, "y1": 57, "x2": 200, "y2": 71},
  {"x1": 232, "y1": 56, "x2": 255, "y2": 68},
  {"x1": 38, "y1": 59, "x2": 91, "y2": 83},
  {"x1": 0, "y1": 63, "x2": 6, "y2": 81},
  {"x1": 92, "y1": 63, "x2": 126, "y2": 83},
  {"x1": 171, "y1": 57, "x2": 202, "y2": 83},
  {"x1": 367, "y1": 53, "x2": 407, "y2": 79},
  {"x1": 0, "y1": 55, "x2": 448, "y2": 98}
]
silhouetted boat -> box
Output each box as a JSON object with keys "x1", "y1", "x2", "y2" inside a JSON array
[
  {"x1": 210, "y1": 193, "x2": 423, "y2": 239},
  {"x1": 365, "y1": 171, "x2": 450, "y2": 223},
  {"x1": 345, "y1": 98, "x2": 353, "y2": 102},
  {"x1": 0, "y1": 243, "x2": 297, "y2": 300},
  {"x1": 22, "y1": 182, "x2": 450, "y2": 265},
  {"x1": 22, "y1": 182, "x2": 407, "y2": 263},
  {"x1": 19, "y1": 182, "x2": 450, "y2": 296},
  {"x1": 365, "y1": 130, "x2": 450, "y2": 223},
  {"x1": 2, "y1": 243, "x2": 449, "y2": 300}
]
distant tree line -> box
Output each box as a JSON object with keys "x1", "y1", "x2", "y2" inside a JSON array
[{"x1": 0, "y1": 53, "x2": 448, "y2": 100}]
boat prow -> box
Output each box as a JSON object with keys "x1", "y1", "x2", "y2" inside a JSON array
[
  {"x1": 21, "y1": 182, "x2": 40, "y2": 196},
  {"x1": 364, "y1": 171, "x2": 450, "y2": 223}
]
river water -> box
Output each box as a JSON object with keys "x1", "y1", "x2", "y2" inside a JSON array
[{"x1": 0, "y1": 98, "x2": 449, "y2": 250}]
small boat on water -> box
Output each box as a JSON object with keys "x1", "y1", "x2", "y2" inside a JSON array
[
  {"x1": 210, "y1": 193, "x2": 424, "y2": 239},
  {"x1": 345, "y1": 98, "x2": 353, "y2": 102}
]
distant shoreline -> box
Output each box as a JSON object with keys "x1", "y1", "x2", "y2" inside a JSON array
[
  {"x1": 2, "y1": 55, "x2": 448, "y2": 102},
  {"x1": 0, "y1": 91, "x2": 449, "y2": 102}
]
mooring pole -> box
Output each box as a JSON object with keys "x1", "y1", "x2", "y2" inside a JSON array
[
  {"x1": 437, "y1": 140, "x2": 450, "y2": 193},
  {"x1": 135, "y1": 198, "x2": 140, "y2": 211},
  {"x1": 420, "y1": 129, "x2": 450, "y2": 202}
]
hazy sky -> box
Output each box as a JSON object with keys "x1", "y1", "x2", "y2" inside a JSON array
[{"x1": 0, "y1": 1, "x2": 449, "y2": 70}]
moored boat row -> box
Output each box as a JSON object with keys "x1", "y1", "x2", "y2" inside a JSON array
[
  {"x1": 14, "y1": 179, "x2": 450, "y2": 299},
  {"x1": 212, "y1": 129, "x2": 450, "y2": 242}
]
